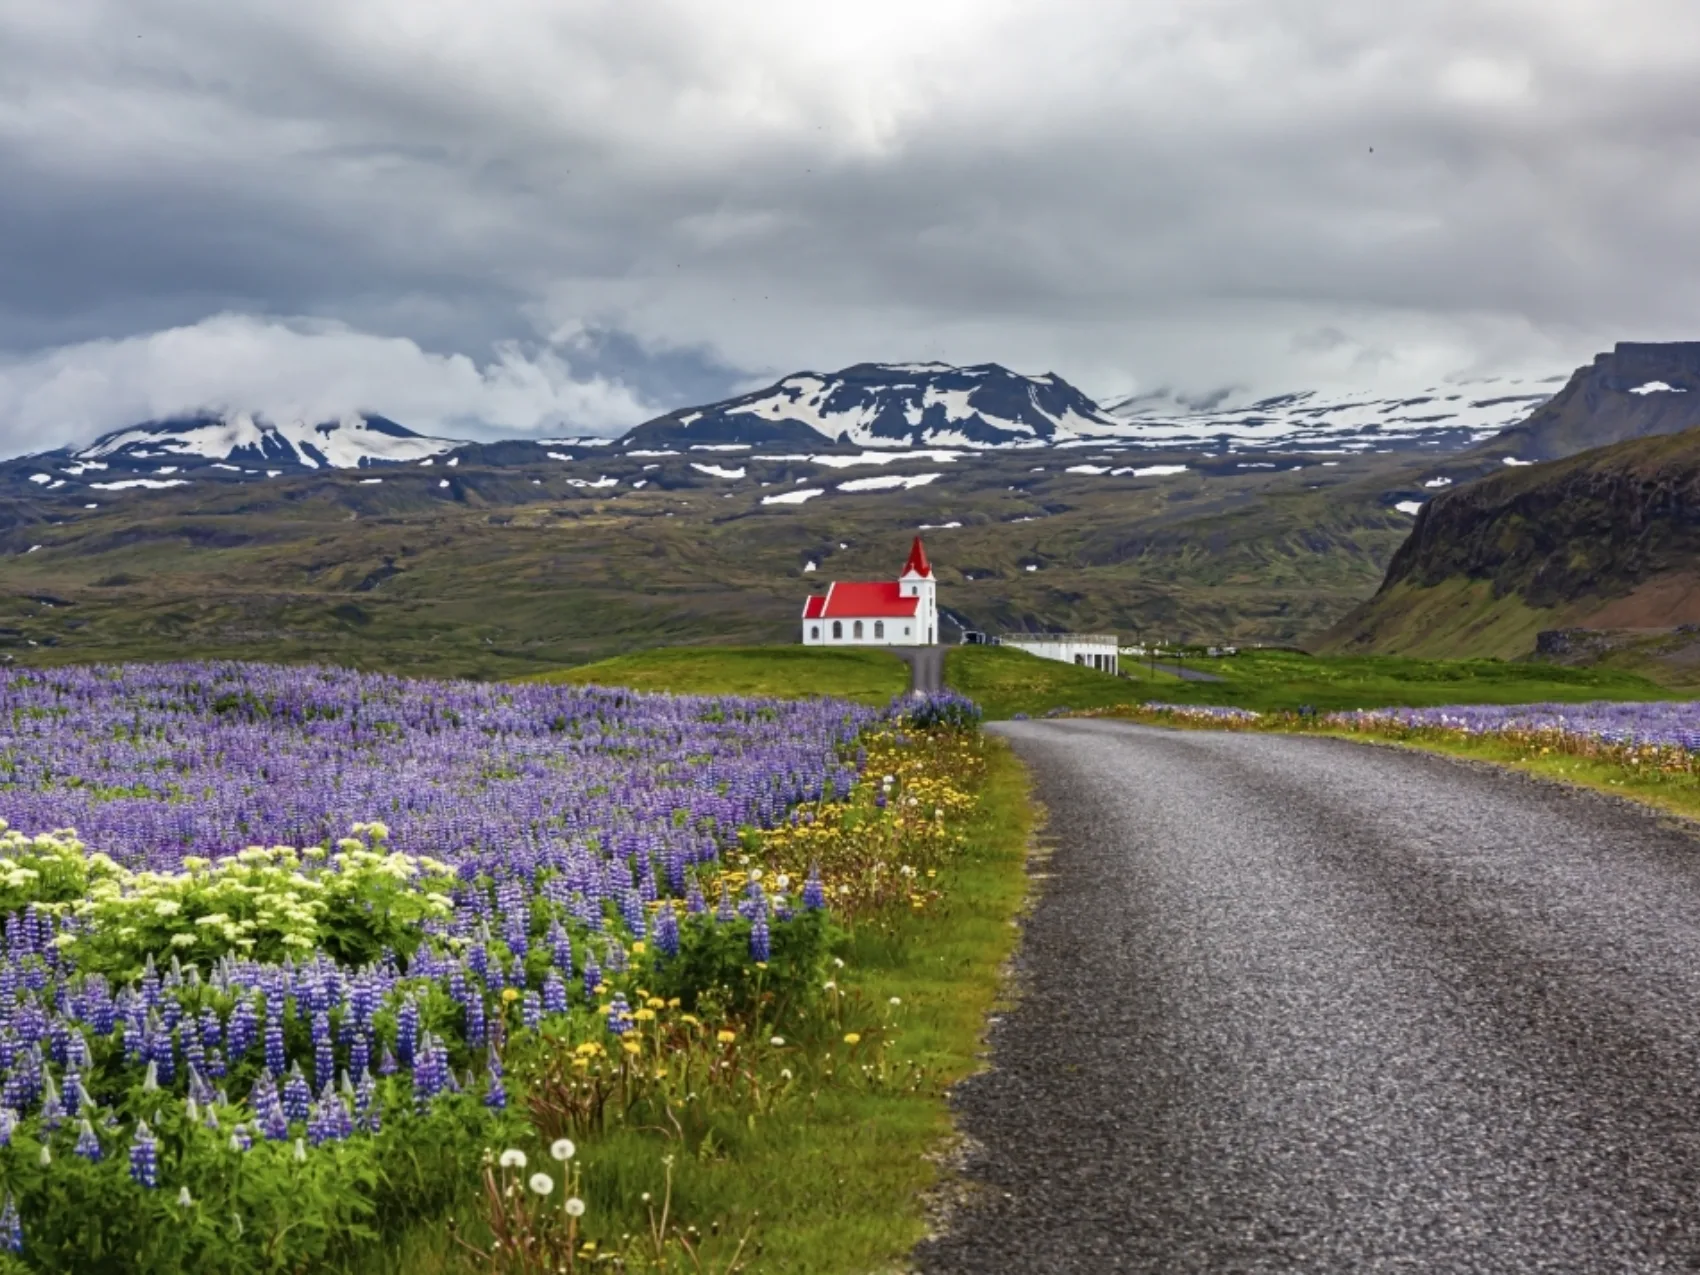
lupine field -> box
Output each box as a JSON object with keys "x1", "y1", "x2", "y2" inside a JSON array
[
  {"x1": 1326, "y1": 700, "x2": 1700, "y2": 748},
  {"x1": 0, "y1": 662, "x2": 987, "y2": 1272}
]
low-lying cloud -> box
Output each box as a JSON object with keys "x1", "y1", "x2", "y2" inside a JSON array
[{"x1": 0, "y1": 315, "x2": 653, "y2": 452}]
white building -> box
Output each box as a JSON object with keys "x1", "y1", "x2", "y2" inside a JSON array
[
  {"x1": 801, "y1": 537, "x2": 938, "y2": 647},
  {"x1": 999, "y1": 632, "x2": 1120, "y2": 674}
]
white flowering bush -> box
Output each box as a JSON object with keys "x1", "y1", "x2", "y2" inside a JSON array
[
  {"x1": 0, "y1": 820, "x2": 125, "y2": 915},
  {"x1": 68, "y1": 824, "x2": 457, "y2": 977}
]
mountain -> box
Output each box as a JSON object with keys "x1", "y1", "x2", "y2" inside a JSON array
[
  {"x1": 16, "y1": 413, "x2": 466, "y2": 488},
  {"x1": 1475, "y1": 342, "x2": 1700, "y2": 463},
  {"x1": 1321, "y1": 427, "x2": 1700, "y2": 660},
  {"x1": 1102, "y1": 376, "x2": 1561, "y2": 454},
  {"x1": 623, "y1": 362, "x2": 1125, "y2": 449},
  {"x1": 623, "y1": 361, "x2": 1571, "y2": 454}
]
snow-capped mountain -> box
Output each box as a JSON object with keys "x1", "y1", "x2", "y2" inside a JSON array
[
  {"x1": 75, "y1": 412, "x2": 464, "y2": 472},
  {"x1": 622, "y1": 362, "x2": 1566, "y2": 454},
  {"x1": 623, "y1": 362, "x2": 1124, "y2": 449},
  {"x1": 1099, "y1": 376, "x2": 1563, "y2": 453}
]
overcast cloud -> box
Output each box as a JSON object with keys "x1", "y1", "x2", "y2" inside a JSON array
[{"x1": 2, "y1": 0, "x2": 1698, "y2": 453}]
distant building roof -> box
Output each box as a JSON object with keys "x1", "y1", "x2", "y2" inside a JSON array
[{"x1": 802, "y1": 582, "x2": 921, "y2": 620}]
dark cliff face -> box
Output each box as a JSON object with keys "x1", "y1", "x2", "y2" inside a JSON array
[
  {"x1": 1484, "y1": 342, "x2": 1700, "y2": 462},
  {"x1": 1382, "y1": 428, "x2": 1700, "y2": 608}
]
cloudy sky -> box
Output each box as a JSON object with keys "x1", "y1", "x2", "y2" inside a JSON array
[{"x1": 2, "y1": 0, "x2": 1698, "y2": 453}]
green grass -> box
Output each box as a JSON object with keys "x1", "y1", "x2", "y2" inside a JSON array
[
  {"x1": 1149, "y1": 648, "x2": 1671, "y2": 712},
  {"x1": 528, "y1": 645, "x2": 910, "y2": 706},
  {"x1": 945, "y1": 644, "x2": 1181, "y2": 719},
  {"x1": 364, "y1": 736, "x2": 1034, "y2": 1274},
  {"x1": 946, "y1": 644, "x2": 1677, "y2": 721}
]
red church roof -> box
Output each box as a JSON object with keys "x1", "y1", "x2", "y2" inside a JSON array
[
  {"x1": 901, "y1": 536, "x2": 933, "y2": 579},
  {"x1": 801, "y1": 582, "x2": 920, "y2": 619}
]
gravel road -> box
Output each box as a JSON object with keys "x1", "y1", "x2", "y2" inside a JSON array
[
  {"x1": 893, "y1": 646, "x2": 944, "y2": 695},
  {"x1": 915, "y1": 719, "x2": 1700, "y2": 1273}
]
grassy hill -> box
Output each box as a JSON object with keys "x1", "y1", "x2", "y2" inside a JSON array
[
  {"x1": 0, "y1": 441, "x2": 1454, "y2": 677},
  {"x1": 529, "y1": 645, "x2": 909, "y2": 705},
  {"x1": 1321, "y1": 428, "x2": 1700, "y2": 674}
]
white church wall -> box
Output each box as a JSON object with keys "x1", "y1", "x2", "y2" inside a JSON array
[{"x1": 802, "y1": 616, "x2": 919, "y2": 646}]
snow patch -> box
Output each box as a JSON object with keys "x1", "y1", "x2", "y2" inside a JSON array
[
  {"x1": 28, "y1": 473, "x2": 52, "y2": 485},
  {"x1": 1394, "y1": 500, "x2": 1424, "y2": 515},
  {"x1": 88, "y1": 478, "x2": 191, "y2": 491},
  {"x1": 1502, "y1": 457, "x2": 1534, "y2": 467},
  {"x1": 762, "y1": 488, "x2": 824, "y2": 505},
  {"x1": 1423, "y1": 477, "x2": 1453, "y2": 488},
  {"x1": 690, "y1": 463, "x2": 746, "y2": 479},
  {"x1": 836, "y1": 473, "x2": 941, "y2": 493},
  {"x1": 1629, "y1": 381, "x2": 1688, "y2": 395}
]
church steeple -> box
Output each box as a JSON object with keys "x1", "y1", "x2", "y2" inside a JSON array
[{"x1": 901, "y1": 535, "x2": 933, "y2": 580}]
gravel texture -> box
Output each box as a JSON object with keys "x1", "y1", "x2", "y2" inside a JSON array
[{"x1": 915, "y1": 719, "x2": 1700, "y2": 1273}]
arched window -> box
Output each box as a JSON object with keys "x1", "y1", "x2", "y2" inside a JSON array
[
  {"x1": 832, "y1": 621, "x2": 842, "y2": 639},
  {"x1": 874, "y1": 620, "x2": 884, "y2": 639},
  {"x1": 853, "y1": 620, "x2": 864, "y2": 639},
  {"x1": 810, "y1": 625, "x2": 820, "y2": 640},
  {"x1": 904, "y1": 625, "x2": 911, "y2": 637}
]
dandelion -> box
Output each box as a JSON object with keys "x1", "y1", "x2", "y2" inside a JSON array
[
  {"x1": 843, "y1": 1033, "x2": 861, "y2": 1045},
  {"x1": 529, "y1": 1172, "x2": 555, "y2": 1196},
  {"x1": 565, "y1": 1197, "x2": 587, "y2": 1218},
  {"x1": 716, "y1": 1029, "x2": 736, "y2": 1044},
  {"x1": 499, "y1": 1148, "x2": 527, "y2": 1170},
  {"x1": 550, "y1": 1138, "x2": 576, "y2": 1162}
]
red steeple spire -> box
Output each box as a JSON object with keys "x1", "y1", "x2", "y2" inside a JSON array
[{"x1": 901, "y1": 535, "x2": 933, "y2": 579}]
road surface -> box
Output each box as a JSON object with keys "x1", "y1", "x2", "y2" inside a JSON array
[
  {"x1": 893, "y1": 645, "x2": 944, "y2": 695},
  {"x1": 916, "y1": 719, "x2": 1700, "y2": 1273}
]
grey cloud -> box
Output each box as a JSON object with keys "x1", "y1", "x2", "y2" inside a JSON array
[{"x1": 2, "y1": 0, "x2": 1699, "y2": 452}]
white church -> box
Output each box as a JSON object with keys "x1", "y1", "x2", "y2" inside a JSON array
[{"x1": 801, "y1": 536, "x2": 939, "y2": 647}]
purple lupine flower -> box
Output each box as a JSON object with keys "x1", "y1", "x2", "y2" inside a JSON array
[
  {"x1": 73, "y1": 1118, "x2": 101, "y2": 1163},
  {"x1": 605, "y1": 994, "x2": 634, "y2": 1036},
  {"x1": 750, "y1": 912, "x2": 771, "y2": 963},
  {"x1": 311, "y1": 1011, "x2": 334, "y2": 1091},
  {"x1": 541, "y1": 970, "x2": 567, "y2": 1015},
  {"x1": 263, "y1": 1013, "x2": 286, "y2": 1078},
  {"x1": 228, "y1": 998, "x2": 256, "y2": 1060},
  {"x1": 129, "y1": 1121, "x2": 158, "y2": 1188},
  {"x1": 521, "y1": 991, "x2": 541, "y2": 1032},
  {"x1": 463, "y1": 990, "x2": 485, "y2": 1047},
  {"x1": 282, "y1": 1067, "x2": 312, "y2": 1123},
  {"x1": 803, "y1": 866, "x2": 826, "y2": 911},
  {"x1": 582, "y1": 956, "x2": 602, "y2": 1001},
  {"x1": 230, "y1": 1123, "x2": 253, "y2": 1152},
  {"x1": 685, "y1": 879, "x2": 707, "y2": 914},
  {"x1": 395, "y1": 998, "x2": 418, "y2": 1068},
  {"x1": 653, "y1": 903, "x2": 680, "y2": 959},
  {"x1": 377, "y1": 1045, "x2": 398, "y2": 1077},
  {"x1": 715, "y1": 885, "x2": 737, "y2": 924},
  {"x1": 0, "y1": 1192, "x2": 19, "y2": 1254}
]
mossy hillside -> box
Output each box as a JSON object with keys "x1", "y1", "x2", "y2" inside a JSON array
[{"x1": 0, "y1": 446, "x2": 1441, "y2": 676}]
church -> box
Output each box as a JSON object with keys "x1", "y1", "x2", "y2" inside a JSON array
[{"x1": 801, "y1": 537, "x2": 939, "y2": 647}]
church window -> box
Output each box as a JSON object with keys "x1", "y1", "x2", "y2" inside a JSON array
[
  {"x1": 874, "y1": 621, "x2": 884, "y2": 639},
  {"x1": 904, "y1": 625, "x2": 911, "y2": 636},
  {"x1": 853, "y1": 620, "x2": 864, "y2": 639},
  {"x1": 810, "y1": 625, "x2": 820, "y2": 640},
  {"x1": 832, "y1": 621, "x2": 842, "y2": 639}
]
